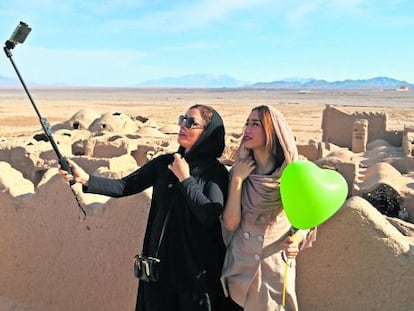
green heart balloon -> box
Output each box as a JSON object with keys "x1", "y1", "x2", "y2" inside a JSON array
[{"x1": 280, "y1": 160, "x2": 348, "y2": 229}]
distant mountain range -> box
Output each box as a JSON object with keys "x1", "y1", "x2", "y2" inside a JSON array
[
  {"x1": 1, "y1": 74, "x2": 412, "y2": 90},
  {"x1": 138, "y1": 75, "x2": 413, "y2": 90},
  {"x1": 249, "y1": 76, "x2": 413, "y2": 90}
]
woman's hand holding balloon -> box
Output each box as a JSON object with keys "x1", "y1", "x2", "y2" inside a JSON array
[{"x1": 281, "y1": 232, "x2": 304, "y2": 259}]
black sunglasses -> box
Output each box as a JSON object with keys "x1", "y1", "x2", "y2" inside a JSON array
[{"x1": 178, "y1": 115, "x2": 204, "y2": 129}]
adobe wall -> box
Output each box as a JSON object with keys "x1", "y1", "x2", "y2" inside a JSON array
[
  {"x1": 0, "y1": 172, "x2": 149, "y2": 311},
  {"x1": 402, "y1": 125, "x2": 414, "y2": 156},
  {"x1": 321, "y1": 105, "x2": 403, "y2": 148},
  {"x1": 297, "y1": 196, "x2": 414, "y2": 311},
  {"x1": 1, "y1": 171, "x2": 413, "y2": 311}
]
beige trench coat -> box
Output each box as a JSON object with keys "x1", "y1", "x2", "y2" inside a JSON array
[{"x1": 221, "y1": 209, "x2": 299, "y2": 311}]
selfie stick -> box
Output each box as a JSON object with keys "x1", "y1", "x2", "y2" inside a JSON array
[{"x1": 3, "y1": 21, "x2": 86, "y2": 220}]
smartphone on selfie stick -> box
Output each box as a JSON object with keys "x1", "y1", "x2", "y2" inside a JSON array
[{"x1": 3, "y1": 21, "x2": 86, "y2": 220}]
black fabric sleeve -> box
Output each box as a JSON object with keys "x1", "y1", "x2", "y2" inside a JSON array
[
  {"x1": 83, "y1": 156, "x2": 162, "y2": 197},
  {"x1": 178, "y1": 176, "x2": 224, "y2": 225}
]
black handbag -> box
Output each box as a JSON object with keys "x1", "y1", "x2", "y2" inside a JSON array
[
  {"x1": 133, "y1": 208, "x2": 170, "y2": 282},
  {"x1": 133, "y1": 254, "x2": 161, "y2": 282}
]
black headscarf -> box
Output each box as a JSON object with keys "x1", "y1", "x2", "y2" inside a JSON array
[{"x1": 177, "y1": 108, "x2": 225, "y2": 163}]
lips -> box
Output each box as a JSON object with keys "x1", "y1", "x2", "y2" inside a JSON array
[{"x1": 242, "y1": 135, "x2": 252, "y2": 142}]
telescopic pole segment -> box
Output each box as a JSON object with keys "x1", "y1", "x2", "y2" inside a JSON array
[
  {"x1": 3, "y1": 45, "x2": 64, "y2": 160},
  {"x1": 3, "y1": 45, "x2": 86, "y2": 220}
]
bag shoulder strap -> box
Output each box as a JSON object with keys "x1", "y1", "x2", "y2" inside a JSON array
[{"x1": 154, "y1": 207, "x2": 171, "y2": 257}]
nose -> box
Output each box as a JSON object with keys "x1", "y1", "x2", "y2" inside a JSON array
[{"x1": 178, "y1": 119, "x2": 187, "y2": 129}]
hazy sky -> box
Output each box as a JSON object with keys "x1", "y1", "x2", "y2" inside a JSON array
[{"x1": 0, "y1": 0, "x2": 413, "y2": 86}]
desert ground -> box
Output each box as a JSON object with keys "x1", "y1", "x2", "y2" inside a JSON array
[
  {"x1": 1, "y1": 87, "x2": 414, "y2": 142},
  {"x1": 0, "y1": 87, "x2": 413, "y2": 311}
]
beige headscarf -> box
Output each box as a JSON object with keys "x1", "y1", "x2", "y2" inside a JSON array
[
  {"x1": 237, "y1": 105, "x2": 316, "y2": 246},
  {"x1": 237, "y1": 106, "x2": 298, "y2": 214}
]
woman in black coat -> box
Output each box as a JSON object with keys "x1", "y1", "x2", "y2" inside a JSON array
[{"x1": 61, "y1": 104, "x2": 229, "y2": 311}]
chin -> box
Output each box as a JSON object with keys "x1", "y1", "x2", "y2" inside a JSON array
[{"x1": 177, "y1": 139, "x2": 190, "y2": 149}]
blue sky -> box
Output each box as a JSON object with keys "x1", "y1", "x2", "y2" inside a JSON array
[{"x1": 0, "y1": 0, "x2": 413, "y2": 87}]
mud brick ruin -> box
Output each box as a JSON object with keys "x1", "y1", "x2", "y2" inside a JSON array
[{"x1": 314, "y1": 105, "x2": 414, "y2": 222}]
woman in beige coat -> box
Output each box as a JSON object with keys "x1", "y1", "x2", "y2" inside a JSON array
[{"x1": 221, "y1": 105, "x2": 316, "y2": 311}]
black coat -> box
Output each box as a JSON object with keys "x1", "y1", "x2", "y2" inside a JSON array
[{"x1": 85, "y1": 109, "x2": 229, "y2": 311}]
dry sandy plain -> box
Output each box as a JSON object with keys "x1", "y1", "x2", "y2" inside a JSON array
[
  {"x1": 0, "y1": 87, "x2": 414, "y2": 311},
  {"x1": 1, "y1": 87, "x2": 414, "y2": 142}
]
